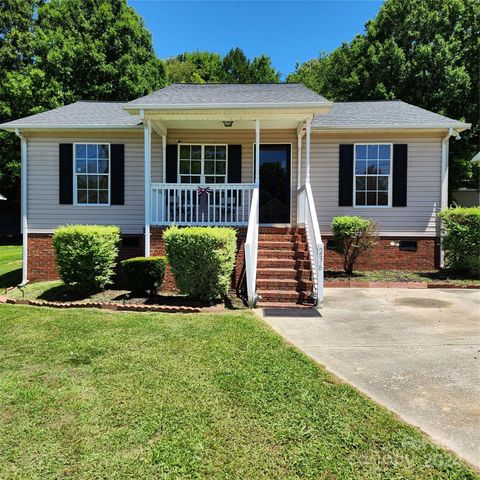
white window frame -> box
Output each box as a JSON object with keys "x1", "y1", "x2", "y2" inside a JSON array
[
  {"x1": 177, "y1": 143, "x2": 228, "y2": 184},
  {"x1": 353, "y1": 142, "x2": 393, "y2": 209},
  {"x1": 73, "y1": 142, "x2": 111, "y2": 207}
]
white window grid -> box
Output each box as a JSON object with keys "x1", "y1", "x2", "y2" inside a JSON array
[
  {"x1": 178, "y1": 144, "x2": 228, "y2": 184},
  {"x1": 73, "y1": 143, "x2": 111, "y2": 206},
  {"x1": 353, "y1": 143, "x2": 392, "y2": 208}
]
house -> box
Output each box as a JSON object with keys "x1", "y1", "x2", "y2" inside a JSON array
[{"x1": 0, "y1": 84, "x2": 470, "y2": 306}]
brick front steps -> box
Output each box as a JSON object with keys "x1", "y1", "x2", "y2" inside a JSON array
[{"x1": 256, "y1": 227, "x2": 314, "y2": 308}]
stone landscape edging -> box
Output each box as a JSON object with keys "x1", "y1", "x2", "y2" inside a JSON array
[
  {"x1": 325, "y1": 281, "x2": 479, "y2": 289},
  {"x1": 1, "y1": 297, "x2": 201, "y2": 313}
]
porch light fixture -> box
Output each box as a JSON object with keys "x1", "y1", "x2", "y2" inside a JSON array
[{"x1": 223, "y1": 121, "x2": 233, "y2": 128}]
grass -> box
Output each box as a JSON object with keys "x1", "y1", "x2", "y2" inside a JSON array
[
  {"x1": 0, "y1": 245, "x2": 22, "y2": 289},
  {"x1": 0, "y1": 305, "x2": 477, "y2": 479},
  {"x1": 325, "y1": 269, "x2": 480, "y2": 286}
]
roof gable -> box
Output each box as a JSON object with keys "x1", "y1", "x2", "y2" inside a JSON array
[{"x1": 124, "y1": 83, "x2": 331, "y2": 109}]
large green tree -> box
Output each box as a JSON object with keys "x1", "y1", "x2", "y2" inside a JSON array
[
  {"x1": 166, "y1": 51, "x2": 223, "y2": 84},
  {"x1": 166, "y1": 47, "x2": 281, "y2": 84},
  {"x1": 0, "y1": 0, "x2": 166, "y2": 216},
  {"x1": 288, "y1": 0, "x2": 480, "y2": 190}
]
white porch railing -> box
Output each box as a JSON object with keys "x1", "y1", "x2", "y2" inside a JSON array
[
  {"x1": 297, "y1": 183, "x2": 324, "y2": 305},
  {"x1": 244, "y1": 187, "x2": 259, "y2": 306},
  {"x1": 150, "y1": 183, "x2": 255, "y2": 226}
]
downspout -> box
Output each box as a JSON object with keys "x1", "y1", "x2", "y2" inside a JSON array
[
  {"x1": 15, "y1": 128, "x2": 28, "y2": 285},
  {"x1": 141, "y1": 110, "x2": 152, "y2": 257},
  {"x1": 440, "y1": 128, "x2": 460, "y2": 268}
]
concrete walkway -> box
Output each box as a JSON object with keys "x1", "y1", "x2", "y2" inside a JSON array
[{"x1": 258, "y1": 288, "x2": 480, "y2": 468}]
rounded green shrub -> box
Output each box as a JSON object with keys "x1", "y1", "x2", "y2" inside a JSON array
[
  {"x1": 331, "y1": 216, "x2": 378, "y2": 274},
  {"x1": 52, "y1": 225, "x2": 120, "y2": 292},
  {"x1": 121, "y1": 256, "x2": 167, "y2": 295},
  {"x1": 164, "y1": 226, "x2": 237, "y2": 300},
  {"x1": 438, "y1": 207, "x2": 480, "y2": 276}
]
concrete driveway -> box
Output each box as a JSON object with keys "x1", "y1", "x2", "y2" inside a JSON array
[{"x1": 258, "y1": 288, "x2": 480, "y2": 468}]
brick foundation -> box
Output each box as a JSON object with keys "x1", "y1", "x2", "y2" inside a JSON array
[
  {"x1": 324, "y1": 236, "x2": 440, "y2": 271},
  {"x1": 26, "y1": 232, "x2": 439, "y2": 284}
]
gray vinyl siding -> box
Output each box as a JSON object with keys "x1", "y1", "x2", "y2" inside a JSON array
[
  {"x1": 303, "y1": 133, "x2": 444, "y2": 237},
  {"x1": 26, "y1": 128, "x2": 298, "y2": 232},
  {"x1": 27, "y1": 131, "x2": 146, "y2": 234},
  {"x1": 25, "y1": 129, "x2": 443, "y2": 236}
]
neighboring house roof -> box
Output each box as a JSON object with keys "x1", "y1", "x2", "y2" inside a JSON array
[
  {"x1": 311, "y1": 100, "x2": 470, "y2": 130},
  {"x1": 0, "y1": 101, "x2": 141, "y2": 130},
  {"x1": 472, "y1": 152, "x2": 480, "y2": 163},
  {"x1": 124, "y1": 83, "x2": 332, "y2": 109},
  {"x1": 0, "y1": 193, "x2": 6, "y2": 200}
]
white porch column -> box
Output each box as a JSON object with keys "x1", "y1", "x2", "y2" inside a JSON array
[
  {"x1": 297, "y1": 125, "x2": 303, "y2": 189},
  {"x1": 255, "y1": 119, "x2": 260, "y2": 185},
  {"x1": 162, "y1": 134, "x2": 166, "y2": 182},
  {"x1": 305, "y1": 117, "x2": 311, "y2": 185},
  {"x1": 144, "y1": 119, "x2": 152, "y2": 256}
]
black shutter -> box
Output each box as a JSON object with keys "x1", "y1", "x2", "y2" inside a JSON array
[
  {"x1": 166, "y1": 145, "x2": 177, "y2": 183},
  {"x1": 227, "y1": 145, "x2": 242, "y2": 183},
  {"x1": 59, "y1": 143, "x2": 73, "y2": 204},
  {"x1": 339, "y1": 144, "x2": 354, "y2": 206},
  {"x1": 110, "y1": 144, "x2": 125, "y2": 205},
  {"x1": 392, "y1": 144, "x2": 408, "y2": 207}
]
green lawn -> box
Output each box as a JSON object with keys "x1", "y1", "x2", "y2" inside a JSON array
[
  {"x1": 0, "y1": 245, "x2": 22, "y2": 289},
  {"x1": 0, "y1": 306, "x2": 477, "y2": 479}
]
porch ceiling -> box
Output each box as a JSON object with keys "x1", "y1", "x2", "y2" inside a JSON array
[
  {"x1": 146, "y1": 108, "x2": 330, "y2": 131},
  {"x1": 156, "y1": 118, "x2": 302, "y2": 130}
]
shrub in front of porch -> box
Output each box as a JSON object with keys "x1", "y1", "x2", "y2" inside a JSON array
[
  {"x1": 332, "y1": 216, "x2": 378, "y2": 275},
  {"x1": 52, "y1": 225, "x2": 120, "y2": 292},
  {"x1": 121, "y1": 256, "x2": 167, "y2": 295},
  {"x1": 438, "y1": 207, "x2": 480, "y2": 276},
  {"x1": 164, "y1": 226, "x2": 236, "y2": 301}
]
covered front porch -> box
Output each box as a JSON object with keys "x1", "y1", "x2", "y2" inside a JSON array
[{"x1": 131, "y1": 105, "x2": 325, "y2": 306}]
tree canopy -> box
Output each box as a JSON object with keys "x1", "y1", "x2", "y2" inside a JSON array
[
  {"x1": 0, "y1": 0, "x2": 166, "y2": 212},
  {"x1": 166, "y1": 47, "x2": 281, "y2": 84},
  {"x1": 288, "y1": 0, "x2": 479, "y2": 189}
]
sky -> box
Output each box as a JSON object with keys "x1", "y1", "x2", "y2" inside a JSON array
[{"x1": 128, "y1": 0, "x2": 384, "y2": 78}]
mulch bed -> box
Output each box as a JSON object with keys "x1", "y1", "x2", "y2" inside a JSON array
[{"x1": 0, "y1": 290, "x2": 246, "y2": 313}]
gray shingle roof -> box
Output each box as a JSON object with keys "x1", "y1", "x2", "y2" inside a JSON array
[
  {"x1": 125, "y1": 83, "x2": 331, "y2": 108},
  {"x1": 0, "y1": 96, "x2": 470, "y2": 131},
  {"x1": 0, "y1": 101, "x2": 141, "y2": 129},
  {"x1": 312, "y1": 100, "x2": 470, "y2": 129}
]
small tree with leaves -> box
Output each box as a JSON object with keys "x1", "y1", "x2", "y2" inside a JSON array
[{"x1": 332, "y1": 216, "x2": 378, "y2": 275}]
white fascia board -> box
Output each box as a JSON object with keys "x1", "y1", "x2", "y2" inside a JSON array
[
  {"x1": 0, "y1": 124, "x2": 143, "y2": 132},
  {"x1": 311, "y1": 123, "x2": 471, "y2": 132},
  {"x1": 123, "y1": 101, "x2": 334, "y2": 112}
]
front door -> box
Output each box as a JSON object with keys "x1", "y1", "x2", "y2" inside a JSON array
[{"x1": 258, "y1": 144, "x2": 291, "y2": 224}]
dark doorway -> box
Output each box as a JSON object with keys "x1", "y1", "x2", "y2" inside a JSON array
[{"x1": 256, "y1": 144, "x2": 291, "y2": 224}]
